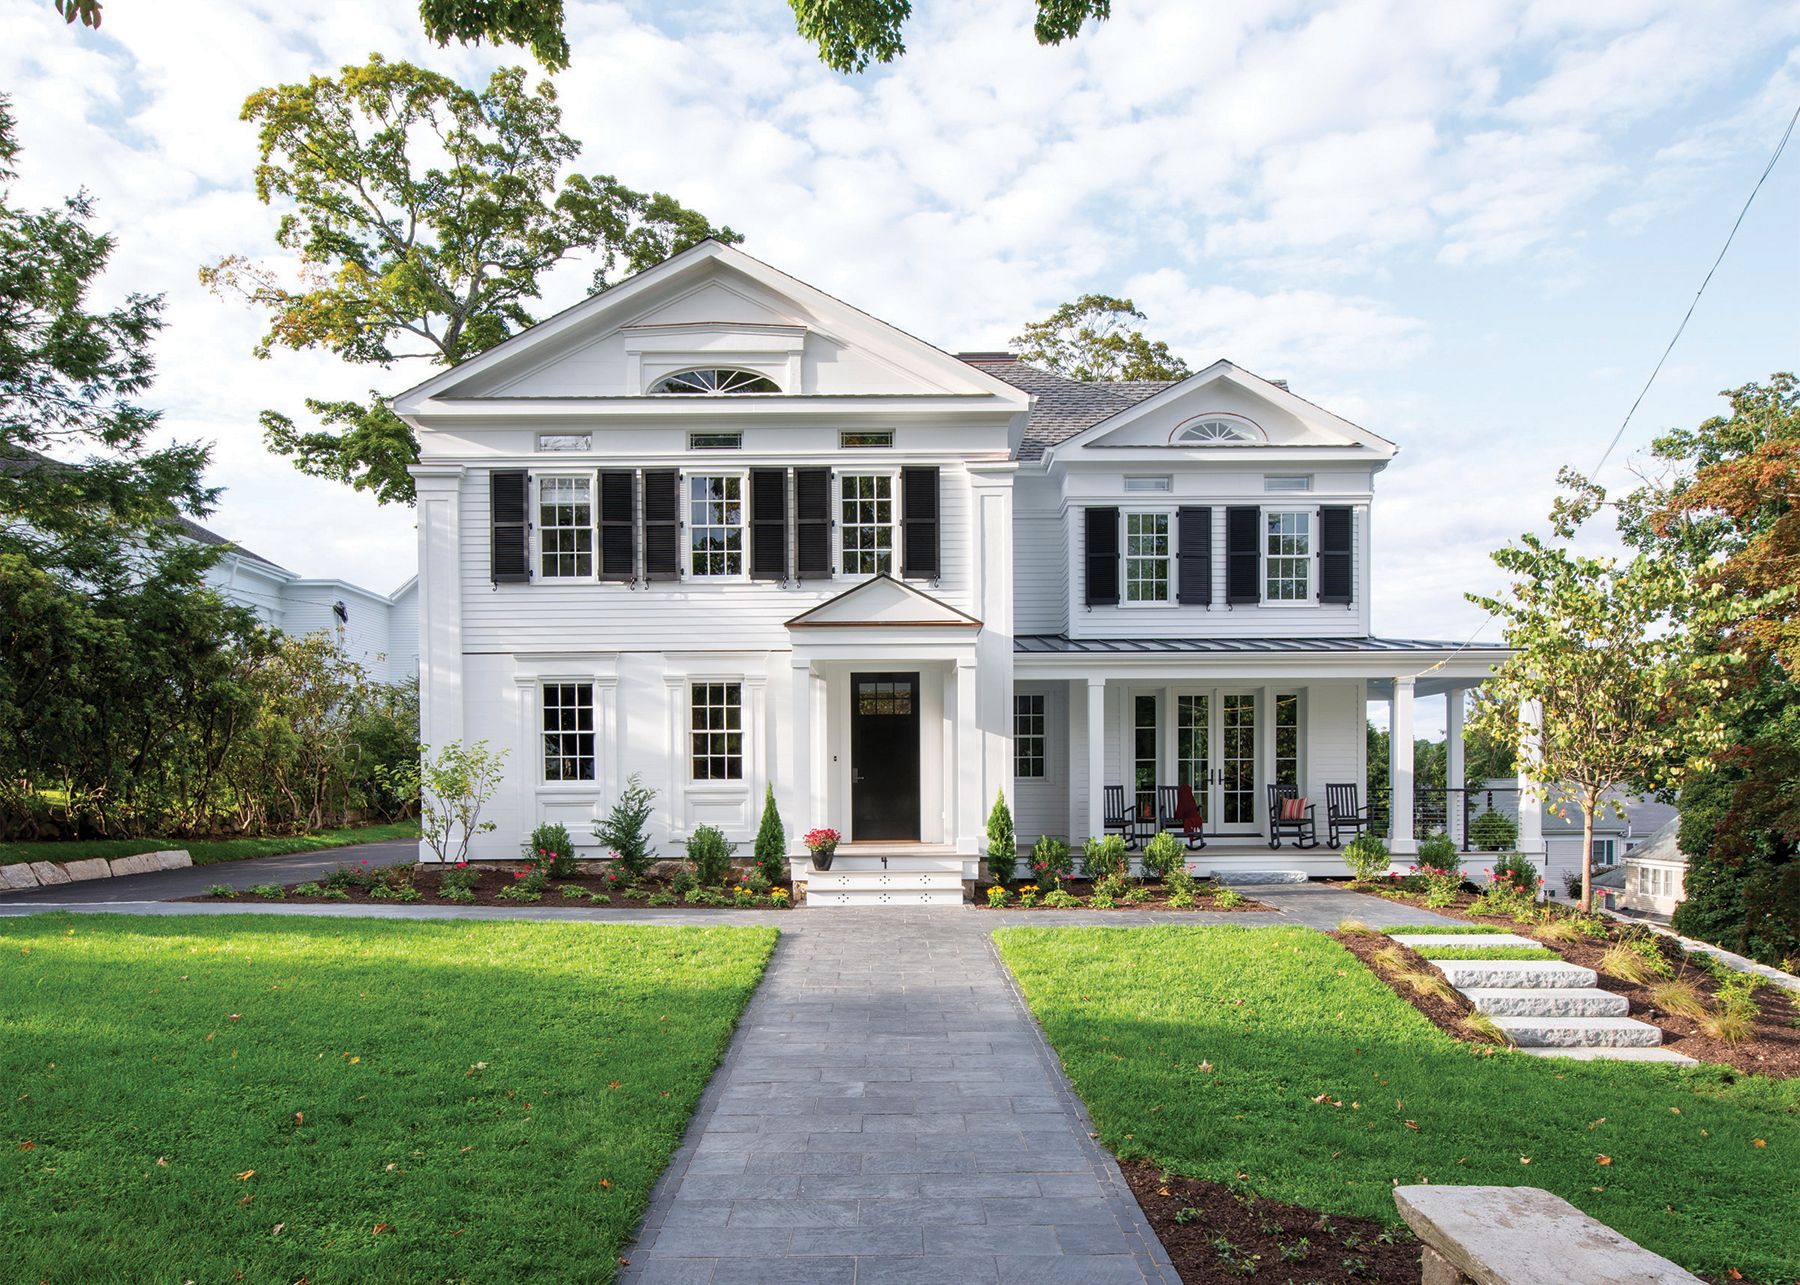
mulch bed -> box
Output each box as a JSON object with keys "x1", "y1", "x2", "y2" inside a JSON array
[
  {"x1": 1329, "y1": 929, "x2": 1496, "y2": 1048},
  {"x1": 1343, "y1": 888, "x2": 1800, "y2": 1077},
  {"x1": 1122, "y1": 1158, "x2": 1421, "y2": 1283},
  {"x1": 978, "y1": 879, "x2": 1274, "y2": 912},
  {"x1": 181, "y1": 862, "x2": 797, "y2": 910}
]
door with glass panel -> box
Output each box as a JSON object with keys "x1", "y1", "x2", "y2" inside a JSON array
[{"x1": 1175, "y1": 690, "x2": 1262, "y2": 836}]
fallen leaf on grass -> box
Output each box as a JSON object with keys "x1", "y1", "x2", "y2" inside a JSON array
[
  {"x1": 1596, "y1": 1155, "x2": 1612, "y2": 1166},
  {"x1": 1753, "y1": 1139, "x2": 1766, "y2": 1148},
  {"x1": 371, "y1": 1223, "x2": 391, "y2": 1236},
  {"x1": 238, "y1": 1193, "x2": 254, "y2": 1206},
  {"x1": 1198, "y1": 1060, "x2": 1213, "y2": 1072},
  {"x1": 234, "y1": 1170, "x2": 255, "y2": 1181},
  {"x1": 1404, "y1": 1120, "x2": 1420, "y2": 1132},
  {"x1": 17, "y1": 1141, "x2": 34, "y2": 1152},
  {"x1": 271, "y1": 1224, "x2": 283, "y2": 1237},
  {"x1": 1588, "y1": 1117, "x2": 1606, "y2": 1130},
  {"x1": 156, "y1": 1157, "x2": 168, "y2": 1167},
  {"x1": 1519, "y1": 1157, "x2": 1531, "y2": 1166},
  {"x1": 598, "y1": 1178, "x2": 612, "y2": 1190},
  {"x1": 227, "y1": 1014, "x2": 241, "y2": 1022}
]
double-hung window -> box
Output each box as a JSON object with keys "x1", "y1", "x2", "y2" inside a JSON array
[
  {"x1": 1014, "y1": 693, "x2": 1046, "y2": 779},
  {"x1": 538, "y1": 475, "x2": 594, "y2": 579},
  {"x1": 687, "y1": 474, "x2": 745, "y2": 577},
  {"x1": 1274, "y1": 693, "x2": 1300, "y2": 789},
  {"x1": 1123, "y1": 511, "x2": 1171, "y2": 603},
  {"x1": 542, "y1": 682, "x2": 595, "y2": 782},
  {"x1": 839, "y1": 473, "x2": 894, "y2": 576},
  {"x1": 690, "y1": 682, "x2": 743, "y2": 781},
  {"x1": 1264, "y1": 510, "x2": 1311, "y2": 602}
]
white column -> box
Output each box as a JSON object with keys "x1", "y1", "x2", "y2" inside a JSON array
[
  {"x1": 1068, "y1": 679, "x2": 1085, "y2": 844},
  {"x1": 1389, "y1": 675, "x2": 1416, "y2": 857},
  {"x1": 956, "y1": 658, "x2": 981, "y2": 853},
  {"x1": 1444, "y1": 687, "x2": 1465, "y2": 850},
  {"x1": 411, "y1": 465, "x2": 465, "y2": 752},
  {"x1": 1516, "y1": 697, "x2": 1546, "y2": 863},
  {"x1": 790, "y1": 659, "x2": 812, "y2": 856},
  {"x1": 1086, "y1": 677, "x2": 1106, "y2": 842}
]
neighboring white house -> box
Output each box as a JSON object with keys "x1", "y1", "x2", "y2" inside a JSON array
[
  {"x1": 1474, "y1": 779, "x2": 1679, "y2": 899},
  {"x1": 392, "y1": 240, "x2": 1513, "y2": 898},
  {"x1": 1617, "y1": 817, "x2": 1687, "y2": 917},
  {"x1": 186, "y1": 517, "x2": 419, "y2": 686}
]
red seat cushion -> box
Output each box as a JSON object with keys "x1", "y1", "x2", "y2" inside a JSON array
[{"x1": 1279, "y1": 796, "x2": 1311, "y2": 822}]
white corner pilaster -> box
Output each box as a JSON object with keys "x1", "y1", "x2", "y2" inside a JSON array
[
  {"x1": 411, "y1": 465, "x2": 465, "y2": 754},
  {"x1": 1389, "y1": 675, "x2": 1417, "y2": 857},
  {"x1": 1086, "y1": 677, "x2": 1106, "y2": 843},
  {"x1": 1444, "y1": 687, "x2": 1465, "y2": 849},
  {"x1": 956, "y1": 658, "x2": 982, "y2": 853},
  {"x1": 789, "y1": 659, "x2": 812, "y2": 849}
]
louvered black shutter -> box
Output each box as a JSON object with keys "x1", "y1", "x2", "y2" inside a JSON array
[
  {"x1": 1084, "y1": 507, "x2": 1119, "y2": 607},
  {"x1": 1319, "y1": 505, "x2": 1353, "y2": 604},
  {"x1": 1177, "y1": 506, "x2": 1211, "y2": 605},
  {"x1": 750, "y1": 468, "x2": 788, "y2": 581},
  {"x1": 900, "y1": 466, "x2": 939, "y2": 580},
  {"x1": 643, "y1": 469, "x2": 679, "y2": 580},
  {"x1": 795, "y1": 468, "x2": 832, "y2": 580},
  {"x1": 1225, "y1": 506, "x2": 1260, "y2": 605},
  {"x1": 598, "y1": 470, "x2": 635, "y2": 582},
  {"x1": 490, "y1": 469, "x2": 530, "y2": 584}
]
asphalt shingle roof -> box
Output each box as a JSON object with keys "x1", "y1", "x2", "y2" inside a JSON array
[{"x1": 958, "y1": 355, "x2": 1177, "y2": 462}]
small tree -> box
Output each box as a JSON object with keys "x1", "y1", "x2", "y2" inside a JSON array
[
  {"x1": 985, "y1": 789, "x2": 1016, "y2": 886},
  {"x1": 753, "y1": 784, "x2": 786, "y2": 885},
  {"x1": 1029, "y1": 835, "x2": 1073, "y2": 886},
  {"x1": 415, "y1": 741, "x2": 506, "y2": 865},
  {"x1": 595, "y1": 772, "x2": 656, "y2": 879},
  {"x1": 1468, "y1": 470, "x2": 1738, "y2": 909},
  {"x1": 1082, "y1": 834, "x2": 1127, "y2": 882},
  {"x1": 1142, "y1": 830, "x2": 1185, "y2": 881},
  {"x1": 686, "y1": 824, "x2": 735, "y2": 887}
]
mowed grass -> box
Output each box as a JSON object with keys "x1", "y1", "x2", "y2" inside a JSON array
[
  {"x1": 0, "y1": 914, "x2": 775, "y2": 1283},
  {"x1": 994, "y1": 926, "x2": 1800, "y2": 1283},
  {"x1": 0, "y1": 819, "x2": 421, "y2": 867}
]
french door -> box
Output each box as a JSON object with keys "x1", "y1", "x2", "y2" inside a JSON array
[{"x1": 1168, "y1": 689, "x2": 1262, "y2": 836}]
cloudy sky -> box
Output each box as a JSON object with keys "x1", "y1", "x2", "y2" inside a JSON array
[{"x1": 4, "y1": 0, "x2": 1797, "y2": 655}]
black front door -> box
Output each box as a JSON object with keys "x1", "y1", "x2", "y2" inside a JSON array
[{"x1": 850, "y1": 672, "x2": 920, "y2": 841}]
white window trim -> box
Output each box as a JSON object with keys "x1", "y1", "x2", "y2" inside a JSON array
[
  {"x1": 533, "y1": 470, "x2": 597, "y2": 581},
  {"x1": 687, "y1": 678, "x2": 747, "y2": 788},
  {"x1": 1260, "y1": 506, "x2": 1313, "y2": 607},
  {"x1": 682, "y1": 469, "x2": 750, "y2": 583},
  {"x1": 538, "y1": 677, "x2": 599, "y2": 788},
  {"x1": 1014, "y1": 692, "x2": 1047, "y2": 780},
  {"x1": 834, "y1": 467, "x2": 901, "y2": 581},
  {"x1": 1119, "y1": 507, "x2": 1175, "y2": 608}
]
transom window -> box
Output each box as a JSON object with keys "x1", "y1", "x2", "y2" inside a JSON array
[
  {"x1": 839, "y1": 473, "x2": 894, "y2": 576},
  {"x1": 542, "y1": 682, "x2": 595, "y2": 782},
  {"x1": 1014, "y1": 693, "x2": 1045, "y2": 779},
  {"x1": 687, "y1": 474, "x2": 744, "y2": 577},
  {"x1": 1124, "y1": 511, "x2": 1171, "y2": 603},
  {"x1": 688, "y1": 431, "x2": 742, "y2": 450},
  {"x1": 690, "y1": 682, "x2": 743, "y2": 781},
  {"x1": 649, "y1": 367, "x2": 780, "y2": 394},
  {"x1": 1264, "y1": 510, "x2": 1311, "y2": 601},
  {"x1": 538, "y1": 475, "x2": 593, "y2": 579},
  {"x1": 840, "y1": 430, "x2": 894, "y2": 448},
  {"x1": 1174, "y1": 416, "x2": 1260, "y2": 444}
]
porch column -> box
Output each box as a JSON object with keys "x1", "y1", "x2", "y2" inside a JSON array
[
  {"x1": 789, "y1": 660, "x2": 814, "y2": 850},
  {"x1": 1086, "y1": 677, "x2": 1106, "y2": 843},
  {"x1": 1389, "y1": 675, "x2": 1417, "y2": 858},
  {"x1": 1068, "y1": 679, "x2": 1084, "y2": 845},
  {"x1": 956, "y1": 658, "x2": 981, "y2": 853},
  {"x1": 1444, "y1": 688, "x2": 1466, "y2": 849},
  {"x1": 1516, "y1": 697, "x2": 1546, "y2": 864}
]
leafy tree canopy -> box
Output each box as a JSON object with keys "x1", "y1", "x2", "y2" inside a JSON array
[
  {"x1": 203, "y1": 56, "x2": 740, "y2": 505},
  {"x1": 1012, "y1": 294, "x2": 1191, "y2": 383}
]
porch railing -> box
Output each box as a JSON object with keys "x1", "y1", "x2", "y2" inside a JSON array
[{"x1": 1367, "y1": 783, "x2": 1524, "y2": 853}]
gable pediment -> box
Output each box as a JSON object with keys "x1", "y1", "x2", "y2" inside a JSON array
[{"x1": 785, "y1": 575, "x2": 981, "y2": 630}]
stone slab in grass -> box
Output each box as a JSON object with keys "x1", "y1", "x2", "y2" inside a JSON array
[
  {"x1": 1491, "y1": 1014, "x2": 1663, "y2": 1048},
  {"x1": 63, "y1": 858, "x2": 111, "y2": 881},
  {"x1": 106, "y1": 853, "x2": 163, "y2": 877},
  {"x1": 28, "y1": 862, "x2": 70, "y2": 886},
  {"x1": 1463, "y1": 988, "x2": 1628, "y2": 1018},
  {"x1": 0, "y1": 863, "x2": 37, "y2": 889},
  {"x1": 1391, "y1": 932, "x2": 1541, "y2": 951},
  {"x1": 152, "y1": 850, "x2": 192, "y2": 870}
]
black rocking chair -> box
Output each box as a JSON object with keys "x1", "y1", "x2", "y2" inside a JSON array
[
  {"x1": 1325, "y1": 783, "x2": 1372, "y2": 849},
  {"x1": 1267, "y1": 783, "x2": 1319, "y2": 849},
  {"x1": 1103, "y1": 785, "x2": 1141, "y2": 851},
  {"x1": 1156, "y1": 785, "x2": 1207, "y2": 850}
]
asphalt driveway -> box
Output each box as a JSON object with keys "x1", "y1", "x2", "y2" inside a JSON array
[{"x1": 0, "y1": 838, "x2": 417, "y2": 905}]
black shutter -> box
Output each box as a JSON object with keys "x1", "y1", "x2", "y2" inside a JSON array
[
  {"x1": 750, "y1": 468, "x2": 788, "y2": 581},
  {"x1": 795, "y1": 468, "x2": 832, "y2": 580},
  {"x1": 1177, "y1": 506, "x2": 1211, "y2": 605},
  {"x1": 1226, "y1": 506, "x2": 1260, "y2": 605},
  {"x1": 901, "y1": 466, "x2": 939, "y2": 579},
  {"x1": 1319, "y1": 505, "x2": 1353, "y2": 604},
  {"x1": 1084, "y1": 507, "x2": 1119, "y2": 607},
  {"x1": 643, "y1": 468, "x2": 679, "y2": 580},
  {"x1": 490, "y1": 469, "x2": 530, "y2": 584},
  {"x1": 599, "y1": 470, "x2": 635, "y2": 582}
]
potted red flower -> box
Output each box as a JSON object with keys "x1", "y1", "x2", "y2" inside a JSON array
[{"x1": 803, "y1": 827, "x2": 841, "y2": 871}]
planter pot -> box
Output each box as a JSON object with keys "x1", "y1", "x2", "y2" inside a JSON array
[{"x1": 809, "y1": 847, "x2": 836, "y2": 871}]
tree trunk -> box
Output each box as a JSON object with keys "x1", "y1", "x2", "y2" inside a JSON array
[{"x1": 1579, "y1": 788, "x2": 1600, "y2": 911}]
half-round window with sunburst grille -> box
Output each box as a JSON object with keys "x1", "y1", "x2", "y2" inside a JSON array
[
  {"x1": 648, "y1": 368, "x2": 781, "y2": 395},
  {"x1": 1171, "y1": 416, "x2": 1262, "y2": 444}
]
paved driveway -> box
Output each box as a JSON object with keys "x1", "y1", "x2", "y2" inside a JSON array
[{"x1": 0, "y1": 838, "x2": 417, "y2": 906}]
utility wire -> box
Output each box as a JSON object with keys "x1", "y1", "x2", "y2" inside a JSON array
[{"x1": 1592, "y1": 99, "x2": 1800, "y2": 477}]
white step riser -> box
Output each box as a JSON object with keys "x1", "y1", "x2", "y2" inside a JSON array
[
  {"x1": 789, "y1": 857, "x2": 965, "y2": 881},
  {"x1": 806, "y1": 888, "x2": 966, "y2": 908},
  {"x1": 1435, "y1": 960, "x2": 1598, "y2": 990},
  {"x1": 1390, "y1": 933, "x2": 1541, "y2": 951},
  {"x1": 804, "y1": 871, "x2": 966, "y2": 892},
  {"x1": 1464, "y1": 988, "x2": 1629, "y2": 1018},
  {"x1": 1491, "y1": 1016, "x2": 1666, "y2": 1049}
]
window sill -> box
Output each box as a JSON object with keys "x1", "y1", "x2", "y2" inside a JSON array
[{"x1": 687, "y1": 780, "x2": 749, "y2": 793}]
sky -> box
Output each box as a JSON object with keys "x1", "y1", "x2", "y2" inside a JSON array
[{"x1": 3, "y1": 0, "x2": 1798, "y2": 675}]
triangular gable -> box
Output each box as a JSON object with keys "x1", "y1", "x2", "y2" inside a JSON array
[
  {"x1": 1044, "y1": 360, "x2": 1396, "y2": 461},
  {"x1": 785, "y1": 575, "x2": 982, "y2": 629}
]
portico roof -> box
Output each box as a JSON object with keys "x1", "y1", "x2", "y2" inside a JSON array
[{"x1": 1014, "y1": 634, "x2": 1492, "y2": 655}]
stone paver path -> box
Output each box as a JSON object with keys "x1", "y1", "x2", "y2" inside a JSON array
[{"x1": 621, "y1": 912, "x2": 1179, "y2": 1284}]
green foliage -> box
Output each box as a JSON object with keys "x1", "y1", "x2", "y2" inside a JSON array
[
  {"x1": 247, "y1": 883, "x2": 284, "y2": 900},
  {"x1": 1415, "y1": 832, "x2": 1459, "y2": 873},
  {"x1": 985, "y1": 790, "x2": 1016, "y2": 886},
  {"x1": 1468, "y1": 809, "x2": 1518, "y2": 852},
  {"x1": 205, "y1": 56, "x2": 738, "y2": 506},
  {"x1": 1211, "y1": 887, "x2": 1248, "y2": 909},
  {"x1": 1082, "y1": 834, "x2": 1127, "y2": 882},
  {"x1": 1012, "y1": 294, "x2": 1188, "y2": 382},
  {"x1": 1088, "y1": 892, "x2": 1115, "y2": 910},
  {"x1": 986, "y1": 884, "x2": 1011, "y2": 909},
  {"x1": 1142, "y1": 830, "x2": 1185, "y2": 881},
  {"x1": 752, "y1": 784, "x2": 786, "y2": 885},
  {"x1": 789, "y1": 0, "x2": 1110, "y2": 72},
  {"x1": 412, "y1": 741, "x2": 505, "y2": 867},
  {"x1": 1028, "y1": 834, "x2": 1073, "y2": 885},
  {"x1": 418, "y1": 0, "x2": 570, "y2": 70},
  {"x1": 1092, "y1": 872, "x2": 1129, "y2": 901},
  {"x1": 1041, "y1": 888, "x2": 1081, "y2": 908},
  {"x1": 1493, "y1": 852, "x2": 1539, "y2": 893},
  {"x1": 527, "y1": 822, "x2": 577, "y2": 877},
  {"x1": 686, "y1": 824, "x2": 736, "y2": 887},
  {"x1": 439, "y1": 866, "x2": 478, "y2": 898},
  {"x1": 205, "y1": 884, "x2": 234, "y2": 898},
  {"x1": 594, "y1": 773, "x2": 656, "y2": 879},
  {"x1": 1017, "y1": 884, "x2": 1039, "y2": 908},
  {"x1": 1342, "y1": 835, "x2": 1391, "y2": 883},
  {"x1": 646, "y1": 891, "x2": 677, "y2": 907},
  {"x1": 670, "y1": 866, "x2": 696, "y2": 897}
]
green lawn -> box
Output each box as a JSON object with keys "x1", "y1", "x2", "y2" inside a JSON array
[
  {"x1": 0, "y1": 819, "x2": 420, "y2": 867},
  {"x1": 0, "y1": 914, "x2": 775, "y2": 1282},
  {"x1": 1408, "y1": 943, "x2": 1559, "y2": 960},
  {"x1": 995, "y1": 925, "x2": 1800, "y2": 1284}
]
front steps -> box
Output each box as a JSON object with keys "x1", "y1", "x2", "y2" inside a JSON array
[
  {"x1": 789, "y1": 849, "x2": 967, "y2": 908},
  {"x1": 1213, "y1": 869, "x2": 1307, "y2": 885},
  {"x1": 1388, "y1": 929, "x2": 1697, "y2": 1065}
]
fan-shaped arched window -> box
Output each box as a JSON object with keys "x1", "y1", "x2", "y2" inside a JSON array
[
  {"x1": 1172, "y1": 415, "x2": 1262, "y2": 444},
  {"x1": 648, "y1": 368, "x2": 781, "y2": 395}
]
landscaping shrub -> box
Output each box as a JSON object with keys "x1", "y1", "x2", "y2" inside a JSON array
[
  {"x1": 1342, "y1": 834, "x2": 1390, "y2": 883},
  {"x1": 1468, "y1": 808, "x2": 1519, "y2": 852},
  {"x1": 1042, "y1": 888, "x2": 1081, "y2": 908},
  {"x1": 1212, "y1": 887, "x2": 1247, "y2": 909},
  {"x1": 1416, "y1": 831, "x2": 1459, "y2": 874},
  {"x1": 440, "y1": 866, "x2": 478, "y2": 896},
  {"x1": 1017, "y1": 884, "x2": 1040, "y2": 908},
  {"x1": 595, "y1": 773, "x2": 656, "y2": 878},
  {"x1": 1492, "y1": 851, "x2": 1539, "y2": 895},
  {"x1": 527, "y1": 822, "x2": 578, "y2": 877},
  {"x1": 292, "y1": 881, "x2": 323, "y2": 896},
  {"x1": 206, "y1": 884, "x2": 235, "y2": 898},
  {"x1": 1029, "y1": 834, "x2": 1073, "y2": 886},
  {"x1": 768, "y1": 887, "x2": 791, "y2": 909},
  {"x1": 987, "y1": 885, "x2": 1011, "y2": 909},
  {"x1": 670, "y1": 866, "x2": 697, "y2": 897},
  {"x1": 1093, "y1": 871, "x2": 1129, "y2": 901},
  {"x1": 1142, "y1": 830, "x2": 1185, "y2": 881},
  {"x1": 1083, "y1": 834, "x2": 1127, "y2": 881},
  {"x1": 986, "y1": 790, "x2": 1016, "y2": 886},
  {"x1": 1415, "y1": 864, "x2": 1460, "y2": 907},
  {"x1": 248, "y1": 883, "x2": 284, "y2": 900},
  {"x1": 686, "y1": 824, "x2": 736, "y2": 887},
  {"x1": 752, "y1": 784, "x2": 787, "y2": 885}
]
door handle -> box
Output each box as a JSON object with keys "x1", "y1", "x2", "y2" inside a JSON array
[{"x1": 852, "y1": 771, "x2": 864, "y2": 783}]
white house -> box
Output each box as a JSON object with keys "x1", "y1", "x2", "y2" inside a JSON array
[
  {"x1": 1472, "y1": 778, "x2": 1680, "y2": 899},
  {"x1": 1617, "y1": 817, "x2": 1687, "y2": 918},
  {"x1": 394, "y1": 241, "x2": 1514, "y2": 902}
]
